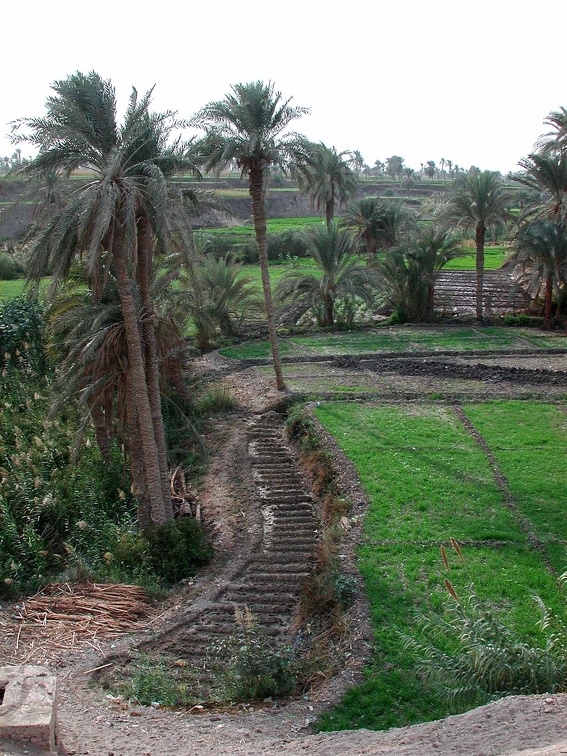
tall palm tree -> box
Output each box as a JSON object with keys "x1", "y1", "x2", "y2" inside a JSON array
[
  {"x1": 275, "y1": 224, "x2": 378, "y2": 327},
  {"x1": 342, "y1": 197, "x2": 417, "y2": 256},
  {"x1": 297, "y1": 143, "x2": 358, "y2": 228},
  {"x1": 191, "y1": 81, "x2": 310, "y2": 390},
  {"x1": 12, "y1": 71, "x2": 192, "y2": 526},
  {"x1": 536, "y1": 106, "x2": 567, "y2": 154},
  {"x1": 439, "y1": 170, "x2": 512, "y2": 322},
  {"x1": 516, "y1": 152, "x2": 567, "y2": 224},
  {"x1": 512, "y1": 219, "x2": 567, "y2": 328},
  {"x1": 48, "y1": 264, "x2": 190, "y2": 528}
]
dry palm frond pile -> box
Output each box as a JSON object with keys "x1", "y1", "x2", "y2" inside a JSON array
[{"x1": 0, "y1": 582, "x2": 151, "y2": 665}]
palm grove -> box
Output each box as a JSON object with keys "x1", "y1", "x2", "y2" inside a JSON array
[{"x1": 1, "y1": 70, "x2": 566, "y2": 594}]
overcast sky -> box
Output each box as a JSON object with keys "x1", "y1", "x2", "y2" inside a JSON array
[{"x1": 3, "y1": 0, "x2": 566, "y2": 174}]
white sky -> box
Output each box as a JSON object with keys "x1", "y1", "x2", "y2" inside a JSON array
[{"x1": 2, "y1": 0, "x2": 566, "y2": 175}]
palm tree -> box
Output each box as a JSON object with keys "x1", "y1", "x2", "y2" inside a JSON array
[
  {"x1": 12, "y1": 71, "x2": 192, "y2": 526},
  {"x1": 342, "y1": 197, "x2": 417, "y2": 256},
  {"x1": 48, "y1": 264, "x2": 190, "y2": 528},
  {"x1": 192, "y1": 81, "x2": 310, "y2": 391},
  {"x1": 350, "y1": 150, "x2": 365, "y2": 176},
  {"x1": 275, "y1": 224, "x2": 378, "y2": 327},
  {"x1": 424, "y1": 160, "x2": 436, "y2": 179},
  {"x1": 297, "y1": 143, "x2": 357, "y2": 228},
  {"x1": 516, "y1": 152, "x2": 567, "y2": 224},
  {"x1": 512, "y1": 219, "x2": 567, "y2": 328},
  {"x1": 402, "y1": 167, "x2": 416, "y2": 197},
  {"x1": 166, "y1": 249, "x2": 260, "y2": 351},
  {"x1": 439, "y1": 170, "x2": 512, "y2": 321},
  {"x1": 405, "y1": 226, "x2": 463, "y2": 320},
  {"x1": 536, "y1": 106, "x2": 567, "y2": 154}
]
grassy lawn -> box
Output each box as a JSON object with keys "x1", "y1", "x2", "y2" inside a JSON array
[
  {"x1": 201, "y1": 216, "x2": 325, "y2": 236},
  {"x1": 444, "y1": 245, "x2": 512, "y2": 270},
  {"x1": 0, "y1": 279, "x2": 29, "y2": 301},
  {"x1": 220, "y1": 326, "x2": 562, "y2": 360},
  {"x1": 312, "y1": 400, "x2": 566, "y2": 732}
]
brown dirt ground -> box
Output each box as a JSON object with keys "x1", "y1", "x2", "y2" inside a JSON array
[{"x1": 2, "y1": 348, "x2": 567, "y2": 756}]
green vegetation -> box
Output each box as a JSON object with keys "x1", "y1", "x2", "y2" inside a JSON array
[
  {"x1": 444, "y1": 245, "x2": 511, "y2": 270},
  {"x1": 312, "y1": 401, "x2": 567, "y2": 731},
  {"x1": 208, "y1": 608, "x2": 296, "y2": 701},
  {"x1": 0, "y1": 280, "x2": 28, "y2": 300},
  {"x1": 219, "y1": 325, "x2": 558, "y2": 360}
]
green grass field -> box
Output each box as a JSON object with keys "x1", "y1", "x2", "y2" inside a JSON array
[
  {"x1": 312, "y1": 400, "x2": 567, "y2": 731},
  {"x1": 219, "y1": 326, "x2": 567, "y2": 360},
  {"x1": 0, "y1": 279, "x2": 28, "y2": 301}
]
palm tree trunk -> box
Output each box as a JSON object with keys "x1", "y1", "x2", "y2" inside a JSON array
[
  {"x1": 125, "y1": 365, "x2": 151, "y2": 532},
  {"x1": 544, "y1": 271, "x2": 553, "y2": 329},
  {"x1": 475, "y1": 223, "x2": 486, "y2": 323},
  {"x1": 249, "y1": 164, "x2": 286, "y2": 391},
  {"x1": 90, "y1": 401, "x2": 112, "y2": 463},
  {"x1": 323, "y1": 296, "x2": 334, "y2": 327},
  {"x1": 426, "y1": 284, "x2": 435, "y2": 321},
  {"x1": 113, "y1": 223, "x2": 168, "y2": 526},
  {"x1": 325, "y1": 198, "x2": 334, "y2": 230},
  {"x1": 137, "y1": 215, "x2": 174, "y2": 519}
]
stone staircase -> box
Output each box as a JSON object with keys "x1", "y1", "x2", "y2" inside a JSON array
[
  {"x1": 137, "y1": 412, "x2": 320, "y2": 696},
  {"x1": 435, "y1": 270, "x2": 529, "y2": 314}
]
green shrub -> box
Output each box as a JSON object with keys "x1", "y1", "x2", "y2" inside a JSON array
[
  {"x1": 268, "y1": 229, "x2": 309, "y2": 261},
  {"x1": 196, "y1": 385, "x2": 238, "y2": 414},
  {"x1": 0, "y1": 295, "x2": 46, "y2": 373},
  {"x1": 0, "y1": 255, "x2": 24, "y2": 281},
  {"x1": 502, "y1": 313, "x2": 533, "y2": 327},
  {"x1": 146, "y1": 517, "x2": 213, "y2": 585},
  {"x1": 121, "y1": 653, "x2": 189, "y2": 706},
  {"x1": 402, "y1": 584, "x2": 567, "y2": 705},
  {"x1": 208, "y1": 607, "x2": 295, "y2": 701}
]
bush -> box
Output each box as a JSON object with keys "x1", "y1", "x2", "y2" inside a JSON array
[
  {"x1": 146, "y1": 517, "x2": 213, "y2": 585},
  {"x1": 121, "y1": 653, "x2": 189, "y2": 706},
  {"x1": 268, "y1": 229, "x2": 309, "y2": 261},
  {"x1": 0, "y1": 295, "x2": 46, "y2": 373},
  {"x1": 0, "y1": 254, "x2": 25, "y2": 280},
  {"x1": 195, "y1": 385, "x2": 239, "y2": 414},
  {"x1": 208, "y1": 607, "x2": 296, "y2": 700},
  {"x1": 502, "y1": 313, "x2": 533, "y2": 327},
  {"x1": 402, "y1": 585, "x2": 567, "y2": 705}
]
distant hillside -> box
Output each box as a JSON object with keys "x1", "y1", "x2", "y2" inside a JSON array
[{"x1": 0, "y1": 176, "x2": 452, "y2": 241}]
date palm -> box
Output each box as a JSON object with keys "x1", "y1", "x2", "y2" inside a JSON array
[
  {"x1": 512, "y1": 219, "x2": 567, "y2": 328},
  {"x1": 275, "y1": 224, "x2": 378, "y2": 327},
  {"x1": 439, "y1": 170, "x2": 512, "y2": 322},
  {"x1": 516, "y1": 152, "x2": 567, "y2": 224},
  {"x1": 536, "y1": 106, "x2": 567, "y2": 154},
  {"x1": 342, "y1": 197, "x2": 417, "y2": 256},
  {"x1": 405, "y1": 226, "x2": 463, "y2": 320},
  {"x1": 48, "y1": 264, "x2": 189, "y2": 528},
  {"x1": 297, "y1": 143, "x2": 358, "y2": 228},
  {"x1": 12, "y1": 71, "x2": 192, "y2": 526},
  {"x1": 192, "y1": 81, "x2": 310, "y2": 390}
]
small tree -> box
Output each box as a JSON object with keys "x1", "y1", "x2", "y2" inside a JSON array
[
  {"x1": 342, "y1": 197, "x2": 417, "y2": 256},
  {"x1": 276, "y1": 224, "x2": 378, "y2": 327}
]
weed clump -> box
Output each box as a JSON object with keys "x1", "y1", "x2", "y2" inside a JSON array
[
  {"x1": 402, "y1": 542, "x2": 567, "y2": 705},
  {"x1": 208, "y1": 607, "x2": 296, "y2": 700}
]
